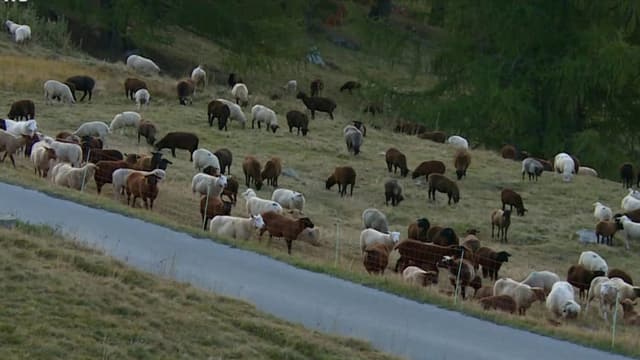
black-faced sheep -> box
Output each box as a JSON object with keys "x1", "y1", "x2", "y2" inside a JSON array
[
  {"x1": 621, "y1": 163, "x2": 634, "y2": 188},
  {"x1": 66, "y1": 75, "x2": 95, "y2": 102},
  {"x1": 475, "y1": 247, "x2": 511, "y2": 281},
  {"x1": 177, "y1": 79, "x2": 195, "y2": 105},
  {"x1": 428, "y1": 173, "x2": 460, "y2": 205},
  {"x1": 214, "y1": 148, "x2": 233, "y2": 175},
  {"x1": 407, "y1": 217, "x2": 430, "y2": 242},
  {"x1": 310, "y1": 79, "x2": 323, "y2": 96},
  {"x1": 326, "y1": 166, "x2": 356, "y2": 197},
  {"x1": 385, "y1": 148, "x2": 409, "y2": 177},
  {"x1": 137, "y1": 120, "x2": 157, "y2": 145},
  {"x1": 124, "y1": 77, "x2": 147, "y2": 101},
  {"x1": 259, "y1": 211, "x2": 314, "y2": 255},
  {"x1": 352, "y1": 120, "x2": 367, "y2": 137},
  {"x1": 491, "y1": 209, "x2": 511, "y2": 243},
  {"x1": 412, "y1": 160, "x2": 445, "y2": 181},
  {"x1": 296, "y1": 91, "x2": 336, "y2": 120},
  {"x1": 207, "y1": 100, "x2": 230, "y2": 131},
  {"x1": 261, "y1": 157, "x2": 282, "y2": 187},
  {"x1": 501, "y1": 189, "x2": 527, "y2": 216},
  {"x1": 384, "y1": 179, "x2": 403, "y2": 206},
  {"x1": 363, "y1": 243, "x2": 389, "y2": 275},
  {"x1": 454, "y1": 149, "x2": 471, "y2": 180},
  {"x1": 432, "y1": 227, "x2": 459, "y2": 247},
  {"x1": 154, "y1": 132, "x2": 199, "y2": 161},
  {"x1": 286, "y1": 110, "x2": 309, "y2": 136},
  {"x1": 339, "y1": 80, "x2": 360, "y2": 94},
  {"x1": 242, "y1": 156, "x2": 263, "y2": 190},
  {"x1": 7, "y1": 99, "x2": 35, "y2": 120}
]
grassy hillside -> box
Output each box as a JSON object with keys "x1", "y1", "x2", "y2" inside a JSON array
[
  {"x1": 0, "y1": 222, "x2": 399, "y2": 359},
  {"x1": 1, "y1": 15, "x2": 640, "y2": 359}
]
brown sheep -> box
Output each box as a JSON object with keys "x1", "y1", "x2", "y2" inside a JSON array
[
  {"x1": 491, "y1": 209, "x2": 512, "y2": 243},
  {"x1": 259, "y1": 211, "x2": 314, "y2": 255},
  {"x1": 461, "y1": 230, "x2": 481, "y2": 254},
  {"x1": 94, "y1": 158, "x2": 138, "y2": 194},
  {"x1": 296, "y1": 91, "x2": 336, "y2": 120},
  {"x1": 407, "y1": 218, "x2": 430, "y2": 242},
  {"x1": 479, "y1": 295, "x2": 517, "y2": 314},
  {"x1": 207, "y1": 100, "x2": 230, "y2": 131},
  {"x1": 426, "y1": 225, "x2": 443, "y2": 242},
  {"x1": 326, "y1": 166, "x2": 356, "y2": 197},
  {"x1": 418, "y1": 131, "x2": 446, "y2": 143},
  {"x1": 137, "y1": 120, "x2": 157, "y2": 146},
  {"x1": 475, "y1": 286, "x2": 494, "y2": 299},
  {"x1": 412, "y1": 160, "x2": 446, "y2": 181},
  {"x1": 363, "y1": 243, "x2": 389, "y2": 275},
  {"x1": 222, "y1": 175, "x2": 239, "y2": 205},
  {"x1": 214, "y1": 148, "x2": 233, "y2": 175},
  {"x1": 621, "y1": 299, "x2": 640, "y2": 325},
  {"x1": 339, "y1": 80, "x2": 361, "y2": 94},
  {"x1": 501, "y1": 189, "x2": 527, "y2": 216},
  {"x1": 7, "y1": 99, "x2": 35, "y2": 120},
  {"x1": 242, "y1": 156, "x2": 263, "y2": 190},
  {"x1": 384, "y1": 179, "x2": 404, "y2": 206},
  {"x1": 261, "y1": 157, "x2": 282, "y2": 187},
  {"x1": 394, "y1": 239, "x2": 462, "y2": 274},
  {"x1": 438, "y1": 256, "x2": 476, "y2": 299},
  {"x1": 432, "y1": 228, "x2": 459, "y2": 247},
  {"x1": 124, "y1": 77, "x2": 147, "y2": 101},
  {"x1": 428, "y1": 173, "x2": 460, "y2": 205},
  {"x1": 154, "y1": 132, "x2": 199, "y2": 161},
  {"x1": 126, "y1": 172, "x2": 161, "y2": 210},
  {"x1": 500, "y1": 145, "x2": 517, "y2": 159},
  {"x1": 567, "y1": 264, "x2": 606, "y2": 299},
  {"x1": 595, "y1": 220, "x2": 617, "y2": 246},
  {"x1": 385, "y1": 148, "x2": 409, "y2": 177},
  {"x1": 177, "y1": 79, "x2": 195, "y2": 105},
  {"x1": 286, "y1": 110, "x2": 309, "y2": 136},
  {"x1": 475, "y1": 247, "x2": 511, "y2": 281},
  {"x1": 55, "y1": 131, "x2": 80, "y2": 144},
  {"x1": 608, "y1": 268, "x2": 634, "y2": 285},
  {"x1": 621, "y1": 163, "x2": 634, "y2": 188},
  {"x1": 200, "y1": 195, "x2": 233, "y2": 230},
  {"x1": 310, "y1": 79, "x2": 324, "y2": 97},
  {"x1": 454, "y1": 149, "x2": 471, "y2": 180}
]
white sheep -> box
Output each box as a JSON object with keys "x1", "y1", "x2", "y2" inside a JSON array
[
  {"x1": 191, "y1": 65, "x2": 207, "y2": 92},
  {"x1": 271, "y1": 188, "x2": 305, "y2": 212},
  {"x1": 362, "y1": 208, "x2": 389, "y2": 234},
  {"x1": 608, "y1": 277, "x2": 640, "y2": 302},
  {"x1": 231, "y1": 83, "x2": 249, "y2": 106},
  {"x1": 553, "y1": 152, "x2": 575, "y2": 182},
  {"x1": 109, "y1": 111, "x2": 141, "y2": 133},
  {"x1": 43, "y1": 80, "x2": 76, "y2": 105},
  {"x1": 42, "y1": 137, "x2": 82, "y2": 167},
  {"x1": 578, "y1": 166, "x2": 598, "y2": 177},
  {"x1": 4, "y1": 119, "x2": 37, "y2": 137},
  {"x1": 593, "y1": 202, "x2": 613, "y2": 221},
  {"x1": 284, "y1": 80, "x2": 297, "y2": 94},
  {"x1": 216, "y1": 98, "x2": 247, "y2": 127},
  {"x1": 0, "y1": 130, "x2": 28, "y2": 167},
  {"x1": 402, "y1": 266, "x2": 437, "y2": 286},
  {"x1": 53, "y1": 163, "x2": 97, "y2": 190},
  {"x1": 629, "y1": 189, "x2": 640, "y2": 200},
  {"x1": 192, "y1": 149, "x2": 220, "y2": 173},
  {"x1": 359, "y1": 228, "x2": 400, "y2": 254},
  {"x1": 242, "y1": 189, "x2": 284, "y2": 216},
  {"x1": 209, "y1": 214, "x2": 265, "y2": 241},
  {"x1": 520, "y1": 270, "x2": 560, "y2": 294},
  {"x1": 112, "y1": 168, "x2": 166, "y2": 200},
  {"x1": 546, "y1": 281, "x2": 581, "y2": 319},
  {"x1": 251, "y1": 104, "x2": 279, "y2": 133},
  {"x1": 73, "y1": 121, "x2": 110, "y2": 142},
  {"x1": 615, "y1": 215, "x2": 640, "y2": 250},
  {"x1": 135, "y1": 89, "x2": 151, "y2": 110},
  {"x1": 578, "y1": 251, "x2": 608, "y2": 273},
  {"x1": 621, "y1": 189, "x2": 640, "y2": 212},
  {"x1": 586, "y1": 276, "x2": 619, "y2": 322},
  {"x1": 191, "y1": 173, "x2": 227, "y2": 197},
  {"x1": 5, "y1": 20, "x2": 19, "y2": 34},
  {"x1": 14, "y1": 25, "x2": 31, "y2": 43},
  {"x1": 126, "y1": 55, "x2": 160, "y2": 75},
  {"x1": 30, "y1": 141, "x2": 57, "y2": 178},
  {"x1": 446, "y1": 135, "x2": 469, "y2": 149},
  {"x1": 493, "y1": 278, "x2": 545, "y2": 315}
]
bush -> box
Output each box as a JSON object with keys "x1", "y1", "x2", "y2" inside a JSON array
[{"x1": 1, "y1": 4, "x2": 72, "y2": 51}]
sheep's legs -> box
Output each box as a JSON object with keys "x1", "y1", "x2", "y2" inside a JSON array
[{"x1": 286, "y1": 239, "x2": 292, "y2": 255}]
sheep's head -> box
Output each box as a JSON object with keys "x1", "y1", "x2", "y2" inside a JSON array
[
  {"x1": 495, "y1": 251, "x2": 511, "y2": 263},
  {"x1": 301, "y1": 126, "x2": 309, "y2": 136},
  {"x1": 299, "y1": 217, "x2": 314, "y2": 229},
  {"x1": 562, "y1": 301, "x2": 581, "y2": 319},
  {"x1": 325, "y1": 174, "x2": 336, "y2": 190},
  {"x1": 251, "y1": 214, "x2": 265, "y2": 229},
  {"x1": 255, "y1": 178, "x2": 263, "y2": 191},
  {"x1": 144, "y1": 174, "x2": 159, "y2": 186},
  {"x1": 516, "y1": 207, "x2": 526, "y2": 216},
  {"x1": 416, "y1": 217, "x2": 430, "y2": 231},
  {"x1": 455, "y1": 169, "x2": 466, "y2": 180},
  {"x1": 158, "y1": 158, "x2": 172, "y2": 170},
  {"x1": 270, "y1": 124, "x2": 279, "y2": 134}
]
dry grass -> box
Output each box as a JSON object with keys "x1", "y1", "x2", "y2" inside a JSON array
[
  {"x1": 0, "y1": 222, "x2": 399, "y2": 360},
  {"x1": 1, "y1": 34, "x2": 640, "y2": 357}
]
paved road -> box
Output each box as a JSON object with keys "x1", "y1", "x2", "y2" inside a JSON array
[{"x1": 0, "y1": 182, "x2": 632, "y2": 360}]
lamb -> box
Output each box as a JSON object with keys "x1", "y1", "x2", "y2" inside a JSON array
[
  {"x1": 479, "y1": 295, "x2": 517, "y2": 314},
  {"x1": 271, "y1": 189, "x2": 305, "y2": 212},
  {"x1": 261, "y1": 157, "x2": 282, "y2": 187},
  {"x1": 243, "y1": 189, "x2": 284, "y2": 216},
  {"x1": 209, "y1": 214, "x2": 265, "y2": 241},
  {"x1": 407, "y1": 218, "x2": 430, "y2": 242},
  {"x1": 427, "y1": 173, "x2": 460, "y2": 205},
  {"x1": 418, "y1": 131, "x2": 446, "y2": 143},
  {"x1": 411, "y1": 160, "x2": 445, "y2": 181},
  {"x1": 73, "y1": 121, "x2": 110, "y2": 143},
  {"x1": 207, "y1": 100, "x2": 230, "y2": 131},
  {"x1": 363, "y1": 243, "x2": 390, "y2": 275},
  {"x1": 259, "y1": 211, "x2": 314, "y2": 255},
  {"x1": 620, "y1": 163, "x2": 634, "y2": 188},
  {"x1": 454, "y1": 149, "x2": 471, "y2": 180},
  {"x1": 30, "y1": 142, "x2": 57, "y2": 178},
  {"x1": 339, "y1": 80, "x2": 361, "y2": 94},
  {"x1": 296, "y1": 91, "x2": 336, "y2": 120},
  {"x1": 546, "y1": 281, "x2": 581, "y2": 319},
  {"x1": 567, "y1": 264, "x2": 606, "y2": 299},
  {"x1": 493, "y1": 278, "x2": 546, "y2": 315},
  {"x1": 137, "y1": 120, "x2": 157, "y2": 146},
  {"x1": 608, "y1": 268, "x2": 634, "y2": 285},
  {"x1": 192, "y1": 149, "x2": 220, "y2": 173},
  {"x1": 286, "y1": 110, "x2": 309, "y2": 136},
  {"x1": 135, "y1": 89, "x2": 151, "y2": 109},
  {"x1": 242, "y1": 156, "x2": 263, "y2": 190},
  {"x1": 7, "y1": 99, "x2": 35, "y2": 120},
  {"x1": 213, "y1": 148, "x2": 232, "y2": 175},
  {"x1": 65, "y1": 75, "x2": 95, "y2": 102},
  {"x1": 360, "y1": 228, "x2": 401, "y2": 255},
  {"x1": 0, "y1": 130, "x2": 28, "y2": 168},
  {"x1": 621, "y1": 299, "x2": 640, "y2": 325},
  {"x1": 191, "y1": 173, "x2": 227, "y2": 197},
  {"x1": 384, "y1": 179, "x2": 404, "y2": 206},
  {"x1": 344, "y1": 126, "x2": 363, "y2": 155},
  {"x1": 42, "y1": 137, "x2": 82, "y2": 167},
  {"x1": 43, "y1": 80, "x2": 76, "y2": 105},
  {"x1": 501, "y1": 189, "x2": 527, "y2": 216},
  {"x1": 231, "y1": 83, "x2": 249, "y2": 106},
  {"x1": 124, "y1": 78, "x2": 147, "y2": 100},
  {"x1": 216, "y1": 99, "x2": 247, "y2": 128},
  {"x1": 251, "y1": 105, "x2": 279, "y2": 133},
  {"x1": 176, "y1": 79, "x2": 195, "y2": 105},
  {"x1": 402, "y1": 266, "x2": 438, "y2": 286},
  {"x1": 446, "y1": 135, "x2": 469, "y2": 149},
  {"x1": 474, "y1": 247, "x2": 511, "y2": 280},
  {"x1": 491, "y1": 209, "x2": 512, "y2": 243},
  {"x1": 191, "y1": 65, "x2": 207, "y2": 90},
  {"x1": 554, "y1": 152, "x2": 576, "y2": 182},
  {"x1": 621, "y1": 190, "x2": 640, "y2": 212},
  {"x1": 521, "y1": 158, "x2": 544, "y2": 181},
  {"x1": 578, "y1": 166, "x2": 598, "y2": 177},
  {"x1": 326, "y1": 166, "x2": 356, "y2": 197},
  {"x1": 578, "y1": 251, "x2": 608, "y2": 273},
  {"x1": 14, "y1": 25, "x2": 31, "y2": 43},
  {"x1": 362, "y1": 208, "x2": 389, "y2": 234},
  {"x1": 310, "y1": 79, "x2": 323, "y2": 96},
  {"x1": 595, "y1": 221, "x2": 617, "y2": 246},
  {"x1": 438, "y1": 256, "x2": 476, "y2": 299},
  {"x1": 154, "y1": 132, "x2": 199, "y2": 161},
  {"x1": 126, "y1": 54, "x2": 161, "y2": 75},
  {"x1": 110, "y1": 111, "x2": 141, "y2": 133},
  {"x1": 53, "y1": 163, "x2": 98, "y2": 190},
  {"x1": 200, "y1": 195, "x2": 233, "y2": 229},
  {"x1": 126, "y1": 171, "x2": 162, "y2": 209},
  {"x1": 521, "y1": 271, "x2": 561, "y2": 295},
  {"x1": 394, "y1": 240, "x2": 462, "y2": 273}
]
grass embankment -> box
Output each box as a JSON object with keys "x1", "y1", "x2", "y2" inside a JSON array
[{"x1": 0, "y1": 21, "x2": 639, "y2": 358}]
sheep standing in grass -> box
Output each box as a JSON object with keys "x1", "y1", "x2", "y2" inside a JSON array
[
  {"x1": 412, "y1": 160, "x2": 445, "y2": 182},
  {"x1": 193, "y1": 149, "x2": 220, "y2": 174},
  {"x1": 30, "y1": 142, "x2": 57, "y2": 178},
  {"x1": 5, "y1": 20, "x2": 19, "y2": 34},
  {"x1": 243, "y1": 189, "x2": 284, "y2": 216},
  {"x1": 259, "y1": 211, "x2": 314, "y2": 255},
  {"x1": 578, "y1": 251, "x2": 608, "y2": 273},
  {"x1": 521, "y1": 271, "x2": 560, "y2": 295},
  {"x1": 135, "y1": 89, "x2": 151, "y2": 110},
  {"x1": 326, "y1": 166, "x2": 356, "y2": 197},
  {"x1": 296, "y1": 91, "x2": 336, "y2": 120},
  {"x1": 359, "y1": 228, "x2": 400, "y2": 254},
  {"x1": 454, "y1": 149, "x2": 471, "y2": 180},
  {"x1": 14, "y1": 25, "x2": 31, "y2": 44},
  {"x1": 112, "y1": 169, "x2": 165, "y2": 200},
  {"x1": 614, "y1": 215, "x2": 640, "y2": 250},
  {"x1": 427, "y1": 173, "x2": 460, "y2": 205},
  {"x1": 521, "y1": 158, "x2": 544, "y2": 181},
  {"x1": 385, "y1": 148, "x2": 409, "y2": 177},
  {"x1": 363, "y1": 244, "x2": 390, "y2": 275},
  {"x1": 191, "y1": 65, "x2": 207, "y2": 91},
  {"x1": 475, "y1": 247, "x2": 511, "y2": 280},
  {"x1": 585, "y1": 277, "x2": 619, "y2": 322},
  {"x1": 216, "y1": 98, "x2": 247, "y2": 128},
  {"x1": 286, "y1": 110, "x2": 309, "y2": 136},
  {"x1": 567, "y1": 264, "x2": 605, "y2": 299},
  {"x1": 126, "y1": 55, "x2": 161, "y2": 75},
  {"x1": 362, "y1": 208, "x2": 389, "y2": 234},
  {"x1": 271, "y1": 189, "x2": 305, "y2": 212},
  {"x1": 191, "y1": 173, "x2": 227, "y2": 197},
  {"x1": 177, "y1": 79, "x2": 195, "y2": 105},
  {"x1": 42, "y1": 137, "x2": 82, "y2": 167},
  {"x1": 53, "y1": 163, "x2": 98, "y2": 190},
  {"x1": 546, "y1": 281, "x2": 581, "y2": 320},
  {"x1": 501, "y1": 189, "x2": 527, "y2": 216},
  {"x1": 491, "y1": 209, "x2": 511, "y2": 243},
  {"x1": 126, "y1": 171, "x2": 162, "y2": 210},
  {"x1": 66, "y1": 75, "x2": 96, "y2": 102},
  {"x1": 251, "y1": 105, "x2": 279, "y2": 133},
  {"x1": 344, "y1": 125, "x2": 363, "y2": 155},
  {"x1": 7, "y1": 99, "x2": 35, "y2": 120},
  {"x1": 124, "y1": 78, "x2": 147, "y2": 100},
  {"x1": 261, "y1": 157, "x2": 282, "y2": 187},
  {"x1": 0, "y1": 130, "x2": 29, "y2": 168},
  {"x1": 621, "y1": 189, "x2": 640, "y2": 212},
  {"x1": 595, "y1": 221, "x2": 617, "y2": 246},
  {"x1": 493, "y1": 278, "x2": 546, "y2": 315},
  {"x1": 384, "y1": 179, "x2": 403, "y2": 206},
  {"x1": 207, "y1": 100, "x2": 230, "y2": 131},
  {"x1": 402, "y1": 266, "x2": 438, "y2": 287},
  {"x1": 73, "y1": 121, "x2": 110, "y2": 144},
  {"x1": 209, "y1": 214, "x2": 265, "y2": 241},
  {"x1": 554, "y1": 152, "x2": 576, "y2": 182},
  {"x1": 231, "y1": 83, "x2": 249, "y2": 106},
  {"x1": 44, "y1": 80, "x2": 76, "y2": 105},
  {"x1": 242, "y1": 156, "x2": 263, "y2": 190},
  {"x1": 110, "y1": 112, "x2": 141, "y2": 133},
  {"x1": 593, "y1": 202, "x2": 613, "y2": 221}
]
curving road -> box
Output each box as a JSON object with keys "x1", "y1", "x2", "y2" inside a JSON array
[{"x1": 0, "y1": 182, "x2": 632, "y2": 360}]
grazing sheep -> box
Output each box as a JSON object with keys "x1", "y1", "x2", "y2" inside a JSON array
[
  {"x1": 112, "y1": 168, "x2": 165, "y2": 200},
  {"x1": 207, "y1": 100, "x2": 230, "y2": 131},
  {"x1": 310, "y1": 79, "x2": 323, "y2": 96},
  {"x1": 124, "y1": 78, "x2": 147, "y2": 101},
  {"x1": 620, "y1": 299, "x2": 640, "y2": 325},
  {"x1": 446, "y1": 135, "x2": 469, "y2": 149},
  {"x1": 494, "y1": 278, "x2": 546, "y2": 315},
  {"x1": 209, "y1": 214, "x2": 265, "y2": 241},
  {"x1": 567, "y1": 264, "x2": 606, "y2": 299},
  {"x1": 438, "y1": 256, "x2": 476, "y2": 299},
  {"x1": 14, "y1": 25, "x2": 31, "y2": 43},
  {"x1": 384, "y1": 148, "x2": 409, "y2": 177},
  {"x1": 86, "y1": 149, "x2": 123, "y2": 164},
  {"x1": 7, "y1": 99, "x2": 35, "y2": 120},
  {"x1": 491, "y1": 209, "x2": 512, "y2": 243},
  {"x1": 0, "y1": 130, "x2": 28, "y2": 167},
  {"x1": 65, "y1": 75, "x2": 95, "y2": 102},
  {"x1": 110, "y1": 111, "x2": 141, "y2": 133},
  {"x1": 411, "y1": 160, "x2": 445, "y2": 181},
  {"x1": 352, "y1": 121, "x2": 367, "y2": 137},
  {"x1": 593, "y1": 202, "x2": 613, "y2": 222},
  {"x1": 53, "y1": 163, "x2": 97, "y2": 190},
  {"x1": 475, "y1": 247, "x2": 511, "y2": 281},
  {"x1": 418, "y1": 131, "x2": 446, "y2": 143},
  {"x1": 210, "y1": 148, "x2": 232, "y2": 175},
  {"x1": 360, "y1": 228, "x2": 400, "y2": 254},
  {"x1": 339, "y1": 80, "x2": 361, "y2": 94},
  {"x1": 134, "y1": 89, "x2": 151, "y2": 109},
  {"x1": 607, "y1": 277, "x2": 640, "y2": 302},
  {"x1": 427, "y1": 173, "x2": 460, "y2": 205},
  {"x1": 216, "y1": 98, "x2": 247, "y2": 128},
  {"x1": 362, "y1": 208, "x2": 389, "y2": 234},
  {"x1": 42, "y1": 137, "x2": 82, "y2": 167},
  {"x1": 134, "y1": 120, "x2": 157, "y2": 146},
  {"x1": 251, "y1": 105, "x2": 279, "y2": 133},
  {"x1": 521, "y1": 271, "x2": 560, "y2": 295},
  {"x1": 132, "y1": 152, "x2": 172, "y2": 172},
  {"x1": 191, "y1": 65, "x2": 207, "y2": 90},
  {"x1": 578, "y1": 251, "x2": 608, "y2": 273},
  {"x1": 479, "y1": 295, "x2": 517, "y2": 314},
  {"x1": 344, "y1": 126, "x2": 363, "y2": 155},
  {"x1": 402, "y1": 266, "x2": 438, "y2": 286},
  {"x1": 521, "y1": 157, "x2": 544, "y2": 181},
  {"x1": 326, "y1": 166, "x2": 356, "y2": 197},
  {"x1": 461, "y1": 230, "x2": 481, "y2": 254},
  {"x1": 621, "y1": 189, "x2": 640, "y2": 213},
  {"x1": 609, "y1": 268, "x2": 634, "y2": 285},
  {"x1": 501, "y1": 189, "x2": 527, "y2": 216},
  {"x1": 272, "y1": 189, "x2": 305, "y2": 212},
  {"x1": 384, "y1": 179, "x2": 404, "y2": 206},
  {"x1": 231, "y1": 83, "x2": 249, "y2": 106},
  {"x1": 243, "y1": 189, "x2": 283, "y2": 216},
  {"x1": 363, "y1": 243, "x2": 390, "y2": 275},
  {"x1": 126, "y1": 55, "x2": 161, "y2": 75},
  {"x1": 242, "y1": 156, "x2": 263, "y2": 190},
  {"x1": 394, "y1": 239, "x2": 462, "y2": 273},
  {"x1": 595, "y1": 221, "x2": 617, "y2": 246},
  {"x1": 578, "y1": 166, "x2": 598, "y2": 177},
  {"x1": 192, "y1": 173, "x2": 227, "y2": 197},
  {"x1": 261, "y1": 157, "x2": 282, "y2": 187},
  {"x1": 407, "y1": 218, "x2": 430, "y2": 242},
  {"x1": 30, "y1": 142, "x2": 57, "y2": 178},
  {"x1": 5, "y1": 20, "x2": 19, "y2": 34},
  {"x1": 286, "y1": 110, "x2": 309, "y2": 136},
  {"x1": 296, "y1": 91, "x2": 336, "y2": 120},
  {"x1": 585, "y1": 277, "x2": 619, "y2": 322},
  {"x1": 432, "y1": 228, "x2": 460, "y2": 247},
  {"x1": 546, "y1": 281, "x2": 581, "y2": 319},
  {"x1": 73, "y1": 121, "x2": 110, "y2": 144},
  {"x1": 620, "y1": 163, "x2": 634, "y2": 188},
  {"x1": 454, "y1": 149, "x2": 471, "y2": 180},
  {"x1": 126, "y1": 171, "x2": 162, "y2": 209},
  {"x1": 193, "y1": 149, "x2": 220, "y2": 173},
  {"x1": 200, "y1": 195, "x2": 233, "y2": 229},
  {"x1": 259, "y1": 211, "x2": 314, "y2": 255},
  {"x1": 176, "y1": 79, "x2": 195, "y2": 105},
  {"x1": 554, "y1": 152, "x2": 576, "y2": 182},
  {"x1": 43, "y1": 80, "x2": 75, "y2": 105},
  {"x1": 154, "y1": 132, "x2": 199, "y2": 161}
]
